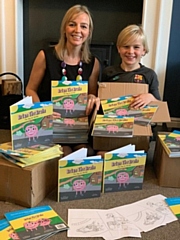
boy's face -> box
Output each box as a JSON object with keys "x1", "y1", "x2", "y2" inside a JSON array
[{"x1": 117, "y1": 38, "x2": 145, "y2": 70}]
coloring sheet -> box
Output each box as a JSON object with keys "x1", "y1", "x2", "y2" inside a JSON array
[
  {"x1": 67, "y1": 209, "x2": 141, "y2": 239},
  {"x1": 113, "y1": 194, "x2": 177, "y2": 232},
  {"x1": 67, "y1": 194, "x2": 177, "y2": 239}
]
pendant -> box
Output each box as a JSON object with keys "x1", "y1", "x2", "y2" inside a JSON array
[{"x1": 76, "y1": 75, "x2": 82, "y2": 81}]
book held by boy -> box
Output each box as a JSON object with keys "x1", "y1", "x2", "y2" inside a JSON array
[{"x1": 101, "y1": 95, "x2": 158, "y2": 126}]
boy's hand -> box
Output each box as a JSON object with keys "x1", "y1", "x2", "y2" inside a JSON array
[{"x1": 131, "y1": 93, "x2": 155, "y2": 109}]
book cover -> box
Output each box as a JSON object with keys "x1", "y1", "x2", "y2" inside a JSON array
[
  {"x1": 159, "y1": 133, "x2": 180, "y2": 157},
  {"x1": 0, "y1": 218, "x2": 20, "y2": 240},
  {"x1": 51, "y1": 80, "x2": 88, "y2": 118},
  {"x1": 92, "y1": 114, "x2": 134, "y2": 138},
  {"x1": 165, "y1": 196, "x2": 180, "y2": 219},
  {"x1": 101, "y1": 95, "x2": 158, "y2": 126},
  {"x1": 103, "y1": 151, "x2": 146, "y2": 193},
  {"x1": 10, "y1": 96, "x2": 53, "y2": 150},
  {"x1": 58, "y1": 148, "x2": 103, "y2": 202},
  {"x1": 51, "y1": 80, "x2": 89, "y2": 143},
  {"x1": 4, "y1": 205, "x2": 68, "y2": 240},
  {"x1": 0, "y1": 144, "x2": 62, "y2": 167}
]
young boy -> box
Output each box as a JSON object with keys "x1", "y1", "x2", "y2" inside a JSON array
[
  {"x1": 101, "y1": 24, "x2": 161, "y2": 108},
  {"x1": 98, "y1": 24, "x2": 161, "y2": 157}
]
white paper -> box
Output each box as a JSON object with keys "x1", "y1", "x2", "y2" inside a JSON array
[
  {"x1": 68, "y1": 209, "x2": 141, "y2": 239},
  {"x1": 12, "y1": 96, "x2": 32, "y2": 105},
  {"x1": 113, "y1": 194, "x2": 177, "y2": 232}
]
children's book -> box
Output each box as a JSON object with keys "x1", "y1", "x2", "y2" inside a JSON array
[
  {"x1": 4, "y1": 205, "x2": 68, "y2": 240},
  {"x1": 51, "y1": 80, "x2": 88, "y2": 118},
  {"x1": 10, "y1": 96, "x2": 53, "y2": 150},
  {"x1": 0, "y1": 218, "x2": 20, "y2": 240},
  {"x1": 159, "y1": 132, "x2": 180, "y2": 157},
  {"x1": 58, "y1": 148, "x2": 103, "y2": 202},
  {"x1": 101, "y1": 95, "x2": 158, "y2": 126},
  {"x1": 103, "y1": 146, "x2": 146, "y2": 193},
  {"x1": 0, "y1": 143, "x2": 63, "y2": 167},
  {"x1": 92, "y1": 114, "x2": 134, "y2": 138},
  {"x1": 165, "y1": 196, "x2": 180, "y2": 219},
  {"x1": 51, "y1": 80, "x2": 89, "y2": 143}
]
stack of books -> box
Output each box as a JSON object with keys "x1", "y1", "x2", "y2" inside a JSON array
[
  {"x1": 159, "y1": 130, "x2": 180, "y2": 157},
  {"x1": 165, "y1": 196, "x2": 180, "y2": 219},
  {"x1": 0, "y1": 142, "x2": 62, "y2": 167},
  {"x1": 0, "y1": 96, "x2": 63, "y2": 167},
  {"x1": 0, "y1": 205, "x2": 68, "y2": 240},
  {"x1": 51, "y1": 80, "x2": 89, "y2": 144}
]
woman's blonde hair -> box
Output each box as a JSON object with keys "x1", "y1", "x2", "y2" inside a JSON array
[
  {"x1": 55, "y1": 5, "x2": 93, "y2": 63},
  {"x1": 117, "y1": 24, "x2": 149, "y2": 55}
]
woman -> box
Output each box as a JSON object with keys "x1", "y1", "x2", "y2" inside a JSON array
[{"x1": 26, "y1": 5, "x2": 100, "y2": 155}]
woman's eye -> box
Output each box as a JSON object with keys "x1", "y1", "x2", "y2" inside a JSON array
[{"x1": 81, "y1": 25, "x2": 88, "y2": 29}]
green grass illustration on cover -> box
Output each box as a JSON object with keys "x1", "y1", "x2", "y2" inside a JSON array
[
  {"x1": 51, "y1": 80, "x2": 88, "y2": 118},
  {"x1": 103, "y1": 151, "x2": 147, "y2": 193},
  {"x1": 4, "y1": 205, "x2": 68, "y2": 240},
  {"x1": 58, "y1": 148, "x2": 103, "y2": 202},
  {"x1": 92, "y1": 114, "x2": 134, "y2": 137},
  {"x1": 10, "y1": 96, "x2": 53, "y2": 150}
]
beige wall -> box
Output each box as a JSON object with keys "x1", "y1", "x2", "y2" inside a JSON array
[
  {"x1": 0, "y1": 0, "x2": 23, "y2": 84},
  {"x1": 0, "y1": 0, "x2": 173, "y2": 98}
]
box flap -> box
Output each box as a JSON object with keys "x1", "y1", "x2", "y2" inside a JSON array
[
  {"x1": 151, "y1": 101, "x2": 171, "y2": 123},
  {"x1": 133, "y1": 124, "x2": 152, "y2": 136},
  {"x1": 98, "y1": 82, "x2": 148, "y2": 99},
  {"x1": 98, "y1": 82, "x2": 171, "y2": 123}
]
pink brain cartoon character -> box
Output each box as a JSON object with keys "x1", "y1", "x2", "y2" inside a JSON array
[
  {"x1": 9, "y1": 232, "x2": 20, "y2": 240},
  {"x1": 63, "y1": 98, "x2": 75, "y2": 114},
  {"x1": 72, "y1": 179, "x2": 86, "y2": 197},
  {"x1": 38, "y1": 218, "x2": 52, "y2": 230},
  {"x1": 25, "y1": 124, "x2": 38, "y2": 142},
  {"x1": 63, "y1": 118, "x2": 75, "y2": 126},
  {"x1": 116, "y1": 172, "x2": 129, "y2": 189},
  {"x1": 24, "y1": 220, "x2": 39, "y2": 231},
  {"x1": 116, "y1": 108, "x2": 128, "y2": 116},
  {"x1": 106, "y1": 125, "x2": 119, "y2": 134}
]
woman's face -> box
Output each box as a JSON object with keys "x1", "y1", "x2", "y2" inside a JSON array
[{"x1": 65, "y1": 12, "x2": 90, "y2": 47}]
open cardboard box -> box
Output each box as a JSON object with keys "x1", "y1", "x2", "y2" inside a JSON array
[
  {"x1": 0, "y1": 157, "x2": 59, "y2": 207},
  {"x1": 153, "y1": 133, "x2": 180, "y2": 187},
  {"x1": 92, "y1": 82, "x2": 171, "y2": 151}
]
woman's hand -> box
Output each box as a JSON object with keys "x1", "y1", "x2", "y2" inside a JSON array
[
  {"x1": 86, "y1": 94, "x2": 100, "y2": 115},
  {"x1": 130, "y1": 93, "x2": 156, "y2": 109}
]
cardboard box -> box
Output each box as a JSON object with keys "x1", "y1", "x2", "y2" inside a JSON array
[
  {"x1": 153, "y1": 134, "x2": 180, "y2": 187},
  {"x1": 93, "y1": 82, "x2": 171, "y2": 151},
  {"x1": 0, "y1": 157, "x2": 59, "y2": 207}
]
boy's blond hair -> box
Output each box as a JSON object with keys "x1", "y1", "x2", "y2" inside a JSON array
[{"x1": 117, "y1": 24, "x2": 149, "y2": 55}]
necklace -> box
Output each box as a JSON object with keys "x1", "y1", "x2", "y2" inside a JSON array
[{"x1": 61, "y1": 61, "x2": 83, "y2": 81}]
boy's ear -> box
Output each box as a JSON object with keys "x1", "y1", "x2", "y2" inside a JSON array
[{"x1": 117, "y1": 45, "x2": 121, "y2": 53}]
